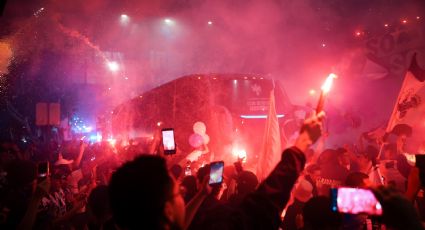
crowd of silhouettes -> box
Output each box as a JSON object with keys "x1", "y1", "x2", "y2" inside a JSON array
[{"x1": 0, "y1": 115, "x2": 425, "y2": 229}]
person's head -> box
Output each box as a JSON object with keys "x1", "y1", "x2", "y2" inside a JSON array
[
  {"x1": 302, "y1": 196, "x2": 342, "y2": 230},
  {"x1": 197, "y1": 164, "x2": 221, "y2": 198},
  {"x1": 87, "y1": 185, "x2": 111, "y2": 223},
  {"x1": 181, "y1": 175, "x2": 197, "y2": 203},
  {"x1": 236, "y1": 171, "x2": 258, "y2": 195},
  {"x1": 109, "y1": 155, "x2": 185, "y2": 230},
  {"x1": 383, "y1": 143, "x2": 397, "y2": 160},
  {"x1": 51, "y1": 166, "x2": 70, "y2": 191},
  {"x1": 373, "y1": 186, "x2": 423, "y2": 230},
  {"x1": 317, "y1": 149, "x2": 338, "y2": 166},
  {"x1": 392, "y1": 124, "x2": 412, "y2": 152},
  {"x1": 196, "y1": 164, "x2": 210, "y2": 185},
  {"x1": 357, "y1": 145, "x2": 378, "y2": 168},
  {"x1": 0, "y1": 145, "x2": 16, "y2": 169},
  {"x1": 170, "y1": 164, "x2": 183, "y2": 181},
  {"x1": 336, "y1": 148, "x2": 350, "y2": 167},
  {"x1": 344, "y1": 172, "x2": 370, "y2": 188},
  {"x1": 305, "y1": 164, "x2": 321, "y2": 184},
  {"x1": 6, "y1": 160, "x2": 36, "y2": 192}
]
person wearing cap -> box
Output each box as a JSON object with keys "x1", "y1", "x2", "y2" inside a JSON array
[
  {"x1": 36, "y1": 169, "x2": 72, "y2": 228},
  {"x1": 54, "y1": 142, "x2": 87, "y2": 195},
  {"x1": 281, "y1": 179, "x2": 313, "y2": 230}
]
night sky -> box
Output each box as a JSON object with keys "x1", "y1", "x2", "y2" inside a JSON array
[{"x1": 0, "y1": 0, "x2": 424, "y2": 146}]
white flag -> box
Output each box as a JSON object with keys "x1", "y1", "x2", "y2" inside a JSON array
[{"x1": 256, "y1": 89, "x2": 282, "y2": 181}]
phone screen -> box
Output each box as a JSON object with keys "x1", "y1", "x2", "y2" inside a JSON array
[
  {"x1": 209, "y1": 161, "x2": 224, "y2": 185},
  {"x1": 331, "y1": 187, "x2": 382, "y2": 216},
  {"x1": 162, "y1": 129, "x2": 176, "y2": 154},
  {"x1": 38, "y1": 161, "x2": 49, "y2": 178}
]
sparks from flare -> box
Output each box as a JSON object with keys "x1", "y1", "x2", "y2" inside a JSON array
[
  {"x1": 316, "y1": 73, "x2": 337, "y2": 113},
  {"x1": 57, "y1": 22, "x2": 119, "y2": 71}
]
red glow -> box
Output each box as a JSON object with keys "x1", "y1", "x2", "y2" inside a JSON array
[
  {"x1": 402, "y1": 19, "x2": 408, "y2": 24},
  {"x1": 354, "y1": 30, "x2": 365, "y2": 37}
]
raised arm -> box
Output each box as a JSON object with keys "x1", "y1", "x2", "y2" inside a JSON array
[
  {"x1": 72, "y1": 142, "x2": 86, "y2": 170},
  {"x1": 237, "y1": 112, "x2": 323, "y2": 229}
]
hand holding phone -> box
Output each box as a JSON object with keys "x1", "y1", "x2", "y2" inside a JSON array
[
  {"x1": 331, "y1": 187, "x2": 383, "y2": 216},
  {"x1": 209, "y1": 161, "x2": 224, "y2": 185},
  {"x1": 162, "y1": 128, "x2": 176, "y2": 155}
]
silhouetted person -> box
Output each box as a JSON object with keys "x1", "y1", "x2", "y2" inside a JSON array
[{"x1": 108, "y1": 113, "x2": 324, "y2": 230}]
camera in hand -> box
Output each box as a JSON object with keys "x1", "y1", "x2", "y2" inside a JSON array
[{"x1": 209, "y1": 161, "x2": 224, "y2": 185}]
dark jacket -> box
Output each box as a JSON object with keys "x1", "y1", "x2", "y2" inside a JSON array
[{"x1": 194, "y1": 146, "x2": 306, "y2": 230}]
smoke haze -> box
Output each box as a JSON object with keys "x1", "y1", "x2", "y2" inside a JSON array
[{"x1": 1, "y1": 0, "x2": 425, "y2": 145}]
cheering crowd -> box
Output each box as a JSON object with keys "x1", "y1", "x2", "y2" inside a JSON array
[{"x1": 1, "y1": 113, "x2": 425, "y2": 230}]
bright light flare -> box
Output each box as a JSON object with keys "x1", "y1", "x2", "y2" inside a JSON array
[
  {"x1": 208, "y1": 21, "x2": 213, "y2": 25},
  {"x1": 232, "y1": 148, "x2": 247, "y2": 163},
  {"x1": 309, "y1": 89, "x2": 316, "y2": 95},
  {"x1": 321, "y1": 73, "x2": 337, "y2": 94},
  {"x1": 107, "y1": 61, "x2": 119, "y2": 72},
  {"x1": 417, "y1": 16, "x2": 421, "y2": 20},
  {"x1": 384, "y1": 23, "x2": 389, "y2": 27},
  {"x1": 108, "y1": 138, "x2": 117, "y2": 147},
  {"x1": 120, "y1": 14, "x2": 130, "y2": 24},
  {"x1": 402, "y1": 19, "x2": 408, "y2": 24}
]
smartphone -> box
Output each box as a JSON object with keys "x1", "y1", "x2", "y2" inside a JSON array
[
  {"x1": 38, "y1": 161, "x2": 49, "y2": 178},
  {"x1": 209, "y1": 161, "x2": 224, "y2": 185},
  {"x1": 331, "y1": 187, "x2": 383, "y2": 216},
  {"x1": 161, "y1": 128, "x2": 176, "y2": 155}
]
